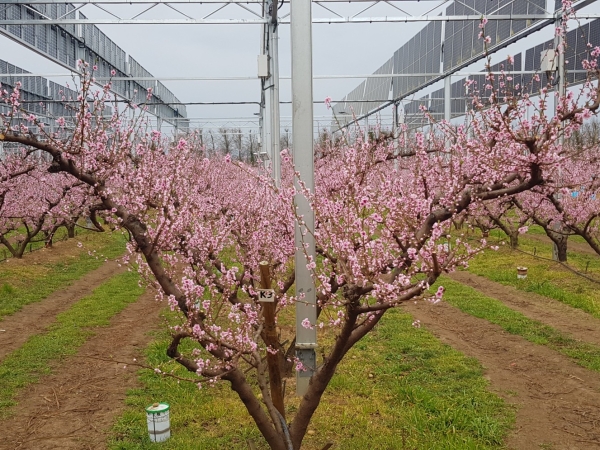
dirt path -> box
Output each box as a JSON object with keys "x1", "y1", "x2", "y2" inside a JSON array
[
  {"x1": 0, "y1": 290, "x2": 163, "y2": 450},
  {"x1": 0, "y1": 261, "x2": 125, "y2": 362},
  {"x1": 403, "y1": 300, "x2": 600, "y2": 450},
  {"x1": 449, "y1": 271, "x2": 600, "y2": 345}
]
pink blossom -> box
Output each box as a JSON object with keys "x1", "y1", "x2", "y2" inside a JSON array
[{"x1": 301, "y1": 318, "x2": 314, "y2": 329}]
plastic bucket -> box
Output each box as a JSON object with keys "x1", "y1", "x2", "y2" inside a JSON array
[
  {"x1": 146, "y1": 402, "x2": 170, "y2": 442},
  {"x1": 517, "y1": 266, "x2": 528, "y2": 279}
]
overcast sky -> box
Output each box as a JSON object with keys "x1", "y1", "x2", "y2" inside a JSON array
[{"x1": 1, "y1": 0, "x2": 597, "y2": 133}]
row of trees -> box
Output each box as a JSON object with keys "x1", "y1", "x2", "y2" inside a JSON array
[
  {"x1": 1, "y1": 10, "x2": 600, "y2": 449},
  {"x1": 192, "y1": 126, "x2": 292, "y2": 164},
  {"x1": 4, "y1": 129, "x2": 598, "y2": 262},
  {"x1": 469, "y1": 121, "x2": 600, "y2": 261},
  {"x1": 0, "y1": 154, "x2": 96, "y2": 258}
]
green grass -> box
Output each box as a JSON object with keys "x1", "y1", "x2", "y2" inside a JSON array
[
  {"x1": 109, "y1": 309, "x2": 512, "y2": 450},
  {"x1": 467, "y1": 231, "x2": 600, "y2": 318},
  {"x1": 0, "y1": 270, "x2": 144, "y2": 417},
  {"x1": 0, "y1": 231, "x2": 127, "y2": 320},
  {"x1": 440, "y1": 276, "x2": 600, "y2": 372}
]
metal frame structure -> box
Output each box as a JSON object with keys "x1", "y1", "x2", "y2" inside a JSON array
[
  {"x1": 0, "y1": 0, "x2": 188, "y2": 127},
  {"x1": 333, "y1": 0, "x2": 599, "y2": 130},
  {"x1": 3, "y1": 0, "x2": 600, "y2": 398}
]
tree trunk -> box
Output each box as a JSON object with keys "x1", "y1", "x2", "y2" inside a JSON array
[
  {"x1": 554, "y1": 238, "x2": 568, "y2": 262},
  {"x1": 453, "y1": 217, "x2": 464, "y2": 230},
  {"x1": 509, "y1": 232, "x2": 519, "y2": 249},
  {"x1": 66, "y1": 222, "x2": 76, "y2": 238},
  {"x1": 546, "y1": 225, "x2": 568, "y2": 262},
  {"x1": 15, "y1": 242, "x2": 26, "y2": 258},
  {"x1": 550, "y1": 233, "x2": 568, "y2": 262},
  {"x1": 45, "y1": 232, "x2": 53, "y2": 248},
  {"x1": 45, "y1": 225, "x2": 61, "y2": 248},
  {"x1": 580, "y1": 232, "x2": 600, "y2": 257}
]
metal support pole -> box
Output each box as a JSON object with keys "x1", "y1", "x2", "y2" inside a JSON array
[
  {"x1": 557, "y1": 39, "x2": 565, "y2": 146},
  {"x1": 392, "y1": 101, "x2": 398, "y2": 138},
  {"x1": 264, "y1": 82, "x2": 273, "y2": 165},
  {"x1": 258, "y1": 107, "x2": 265, "y2": 161},
  {"x1": 269, "y1": 19, "x2": 281, "y2": 185},
  {"x1": 392, "y1": 102, "x2": 399, "y2": 169},
  {"x1": 291, "y1": 0, "x2": 317, "y2": 397},
  {"x1": 444, "y1": 75, "x2": 451, "y2": 123},
  {"x1": 444, "y1": 75, "x2": 452, "y2": 157},
  {"x1": 260, "y1": 15, "x2": 271, "y2": 167},
  {"x1": 552, "y1": 16, "x2": 566, "y2": 261}
]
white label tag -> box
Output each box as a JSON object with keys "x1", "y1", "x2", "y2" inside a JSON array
[{"x1": 258, "y1": 289, "x2": 275, "y2": 302}]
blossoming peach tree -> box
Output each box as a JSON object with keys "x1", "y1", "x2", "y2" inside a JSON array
[{"x1": 1, "y1": 10, "x2": 600, "y2": 449}]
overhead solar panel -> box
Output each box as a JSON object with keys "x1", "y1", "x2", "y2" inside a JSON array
[{"x1": 8, "y1": 5, "x2": 21, "y2": 39}]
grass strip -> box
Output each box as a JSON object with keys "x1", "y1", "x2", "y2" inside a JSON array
[
  {"x1": 109, "y1": 309, "x2": 512, "y2": 450},
  {"x1": 0, "y1": 270, "x2": 144, "y2": 417},
  {"x1": 441, "y1": 276, "x2": 600, "y2": 372},
  {"x1": 468, "y1": 232, "x2": 600, "y2": 319},
  {"x1": 0, "y1": 232, "x2": 127, "y2": 319}
]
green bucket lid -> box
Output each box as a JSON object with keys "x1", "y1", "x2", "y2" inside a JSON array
[{"x1": 145, "y1": 402, "x2": 170, "y2": 414}]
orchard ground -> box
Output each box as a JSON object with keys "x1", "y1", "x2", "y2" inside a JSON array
[{"x1": 0, "y1": 229, "x2": 598, "y2": 449}]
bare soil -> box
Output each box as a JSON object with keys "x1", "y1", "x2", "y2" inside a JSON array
[
  {"x1": 403, "y1": 292, "x2": 600, "y2": 449},
  {"x1": 2, "y1": 240, "x2": 600, "y2": 449},
  {"x1": 449, "y1": 271, "x2": 600, "y2": 345},
  {"x1": 0, "y1": 290, "x2": 163, "y2": 450},
  {"x1": 0, "y1": 261, "x2": 124, "y2": 362},
  {"x1": 1, "y1": 236, "x2": 98, "y2": 267}
]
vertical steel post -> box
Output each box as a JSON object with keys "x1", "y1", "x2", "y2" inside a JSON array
[
  {"x1": 444, "y1": 75, "x2": 451, "y2": 123},
  {"x1": 444, "y1": 75, "x2": 452, "y2": 157},
  {"x1": 258, "y1": 18, "x2": 266, "y2": 163},
  {"x1": 270, "y1": 20, "x2": 281, "y2": 185},
  {"x1": 261, "y1": 10, "x2": 272, "y2": 169},
  {"x1": 552, "y1": 14, "x2": 566, "y2": 261},
  {"x1": 557, "y1": 34, "x2": 565, "y2": 147},
  {"x1": 290, "y1": 0, "x2": 317, "y2": 397},
  {"x1": 264, "y1": 77, "x2": 273, "y2": 167},
  {"x1": 392, "y1": 102, "x2": 399, "y2": 170}
]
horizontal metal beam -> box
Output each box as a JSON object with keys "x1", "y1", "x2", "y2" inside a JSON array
[
  {"x1": 1, "y1": 70, "x2": 591, "y2": 80},
  {"x1": 0, "y1": 0, "x2": 263, "y2": 3},
  {"x1": 0, "y1": 0, "x2": 454, "y2": 3},
  {"x1": 335, "y1": 8, "x2": 589, "y2": 127},
  {"x1": 0, "y1": 18, "x2": 268, "y2": 24},
  {"x1": 3, "y1": 14, "x2": 594, "y2": 26}
]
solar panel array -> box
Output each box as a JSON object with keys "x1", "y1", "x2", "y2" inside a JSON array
[
  {"x1": 333, "y1": 0, "x2": 550, "y2": 121},
  {"x1": 0, "y1": 57, "x2": 111, "y2": 121},
  {"x1": 525, "y1": 19, "x2": 600, "y2": 90},
  {"x1": 392, "y1": 20, "x2": 442, "y2": 99},
  {"x1": 401, "y1": 54, "x2": 524, "y2": 127},
  {"x1": 0, "y1": 3, "x2": 186, "y2": 127},
  {"x1": 398, "y1": 14, "x2": 600, "y2": 130}
]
